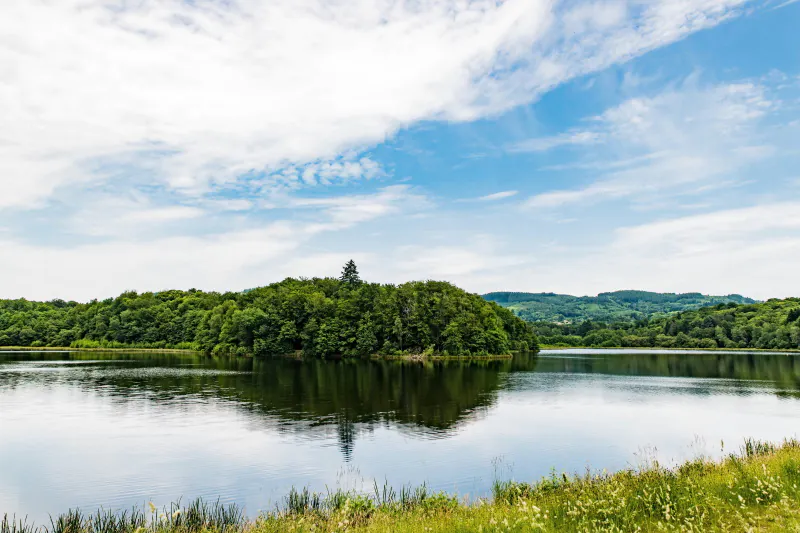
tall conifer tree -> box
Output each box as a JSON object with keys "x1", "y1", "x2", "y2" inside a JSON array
[{"x1": 340, "y1": 260, "x2": 361, "y2": 285}]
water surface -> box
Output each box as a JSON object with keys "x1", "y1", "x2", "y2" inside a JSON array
[{"x1": 1, "y1": 349, "x2": 799, "y2": 521}]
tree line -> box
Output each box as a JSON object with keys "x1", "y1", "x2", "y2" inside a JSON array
[
  {"x1": 0, "y1": 262, "x2": 537, "y2": 357},
  {"x1": 484, "y1": 290, "x2": 754, "y2": 323},
  {"x1": 532, "y1": 298, "x2": 800, "y2": 350}
]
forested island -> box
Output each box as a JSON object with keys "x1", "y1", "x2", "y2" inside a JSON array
[
  {"x1": 483, "y1": 290, "x2": 755, "y2": 323},
  {"x1": 531, "y1": 298, "x2": 800, "y2": 350},
  {"x1": 4, "y1": 262, "x2": 798, "y2": 354},
  {"x1": 0, "y1": 262, "x2": 537, "y2": 357}
]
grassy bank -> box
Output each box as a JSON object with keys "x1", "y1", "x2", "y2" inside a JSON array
[{"x1": 5, "y1": 439, "x2": 800, "y2": 532}]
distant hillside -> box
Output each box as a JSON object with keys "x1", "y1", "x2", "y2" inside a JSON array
[
  {"x1": 533, "y1": 298, "x2": 800, "y2": 350},
  {"x1": 482, "y1": 290, "x2": 756, "y2": 323}
]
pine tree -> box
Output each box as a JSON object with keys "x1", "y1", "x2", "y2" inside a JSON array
[{"x1": 340, "y1": 260, "x2": 362, "y2": 285}]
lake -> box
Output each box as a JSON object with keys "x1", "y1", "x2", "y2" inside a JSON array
[{"x1": 2, "y1": 349, "x2": 800, "y2": 522}]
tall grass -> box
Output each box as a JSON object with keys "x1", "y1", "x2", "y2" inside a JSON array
[
  {"x1": 741, "y1": 437, "x2": 777, "y2": 458},
  {"x1": 6, "y1": 439, "x2": 800, "y2": 532},
  {"x1": 1, "y1": 515, "x2": 38, "y2": 533},
  {"x1": 282, "y1": 482, "x2": 458, "y2": 520},
  {"x1": 3, "y1": 500, "x2": 243, "y2": 533}
]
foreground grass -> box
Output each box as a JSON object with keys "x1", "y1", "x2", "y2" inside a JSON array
[{"x1": 4, "y1": 439, "x2": 800, "y2": 533}]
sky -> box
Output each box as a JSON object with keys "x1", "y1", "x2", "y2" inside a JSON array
[{"x1": 1, "y1": 0, "x2": 799, "y2": 302}]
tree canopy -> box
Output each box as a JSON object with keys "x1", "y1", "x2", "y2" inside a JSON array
[
  {"x1": 0, "y1": 266, "x2": 537, "y2": 357},
  {"x1": 531, "y1": 298, "x2": 800, "y2": 350}
]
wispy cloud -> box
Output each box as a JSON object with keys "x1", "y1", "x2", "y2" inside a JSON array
[
  {"x1": 510, "y1": 131, "x2": 602, "y2": 153},
  {"x1": 614, "y1": 202, "x2": 800, "y2": 248},
  {"x1": 488, "y1": 202, "x2": 800, "y2": 300},
  {"x1": 478, "y1": 190, "x2": 519, "y2": 201},
  {"x1": 67, "y1": 197, "x2": 207, "y2": 238},
  {"x1": 594, "y1": 202, "x2": 800, "y2": 298},
  {"x1": 0, "y1": 0, "x2": 760, "y2": 209},
  {"x1": 527, "y1": 79, "x2": 780, "y2": 208},
  {"x1": 0, "y1": 186, "x2": 428, "y2": 300},
  {"x1": 770, "y1": 0, "x2": 800, "y2": 10},
  {"x1": 200, "y1": 199, "x2": 254, "y2": 212},
  {"x1": 394, "y1": 244, "x2": 528, "y2": 279},
  {"x1": 289, "y1": 185, "x2": 429, "y2": 226},
  {"x1": 3, "y1": 0, "x2": 793, "y2": 302},
  {"x1": 537, "y1": 152, "x2": 669, "y2": 172},
  {"x1": 458, "y1": 190, "x2": 519, "y2": 202},
  {"x1": 254, "y1": 156, "x2": 386, "y2": 195}
]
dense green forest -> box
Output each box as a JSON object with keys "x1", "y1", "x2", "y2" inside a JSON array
[
  {"x1": 484, "y1": 290, "x2": 755, "y2": 323},
  {"x1": 0, "y1": 262, "x2": 537, "y2": 357},
  {"x1": 533, "y1": 298, "x2": 800, "y2": 350}
]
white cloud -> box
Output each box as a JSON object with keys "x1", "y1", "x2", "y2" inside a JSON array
[
  {"x1": 0, "y1": 226, "x2": 302, "y2": 300},
  {"x1": 771, "y1": 0, "x2": 800, "y2": 9},
  {"x1": 596, "y1": 203, "x2": 800, "y2": 299},
  {"x1": 289, "y1": 185, "x2": 429, "y2": 226},
  {"x1": 510, "y1": 131, "x2": 602, "y2": 153},
  {"x1": 614, "y1": 202, "x2": 800, "y2": 248},
  {"x1": 562, "y1": 2, "x2": 629, "y2": 36},
  {"x1": 5, "y1": 0, "x2": 793, "y2": 302},
  {"x1": 495, "y1": 202, "x2": 800, "y2": 300},
  {"x1": 256, "y1": 155, "x2": 386, "y2": 194},
  {"x1": 120, "y1": 207, "x2": 204, "y2": 223},
  {"x1": 478, "y1": 190, "x2": 519, "y2": 201},
  {"x1": 393, "y1": 244, "x2": 527, "y2": 279},
  {"x1": 457, "y1": 190, "x2": 519, "y2": 202},
  {"x1": 0, "y1": 186, "x2": 424, "y2": 300},
  {"x1": 0, "y1": 0, "x2": 758, "y2": 208},
  {"x1": 201, "y1": 199, "x2": 254, "y2": 212},
  {"x1": 66, "y1": 196, "x2": 207, "y2": 237},
  {"x1": 527, "y1": 80, "x2": 777, "y2": 208}
]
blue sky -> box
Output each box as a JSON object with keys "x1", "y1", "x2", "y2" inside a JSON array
[{"x1": 1, "y1": 0, "x2": 799, "y2": 301}]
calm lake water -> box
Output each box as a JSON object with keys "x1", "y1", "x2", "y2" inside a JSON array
[{"x1": 2, "y1": 349, "x2": 800, "y2": 521}]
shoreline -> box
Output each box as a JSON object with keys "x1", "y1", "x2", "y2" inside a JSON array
[
  {"x1": 6, "y1": 438, "x2": 800, "y2": 532},
  {"x1": 373, "y1": 353, "x2": 515, "y2": 362},
  {"x1": 540, "y1": 344, "x2": 800, "y2": 354},
  {"x1": 0, "y1": 347, "x2": 520, "y2": 360},
  {"x1": 2, "y1": 345, "x2": 798, "y2": 357}
]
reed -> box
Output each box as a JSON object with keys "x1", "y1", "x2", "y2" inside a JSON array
[
  {"x1": 6, "y1": 439, "x2": 800, "y2": 532},
  {"x1": 3, "y1": 500, "x2": 242, "y2": 533},
  {"x1": 1, "y1": 515, "x2": 38, "y2": 533}
]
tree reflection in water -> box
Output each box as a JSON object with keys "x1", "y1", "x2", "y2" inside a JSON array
[{"x1": 1, "y1": 350, "x2": 799, "y2": 459}]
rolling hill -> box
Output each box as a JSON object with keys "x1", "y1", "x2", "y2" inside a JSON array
[{"x1": 483, "y1": 290, "x2": 756, "y2": 323}]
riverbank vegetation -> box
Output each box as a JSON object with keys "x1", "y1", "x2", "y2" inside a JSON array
[
  {"x1": 0, "y1": 262, "x2": 536, "y2": 357},
  {"x1": 5, "y1": 438, "x2": 800, "y2": 532},
  {"x1": 484, "y1": 290, "x2": 754, "y2": 323},
  {"x1": 533, "y1": 298, "x2": 800, "y2": 350}
]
